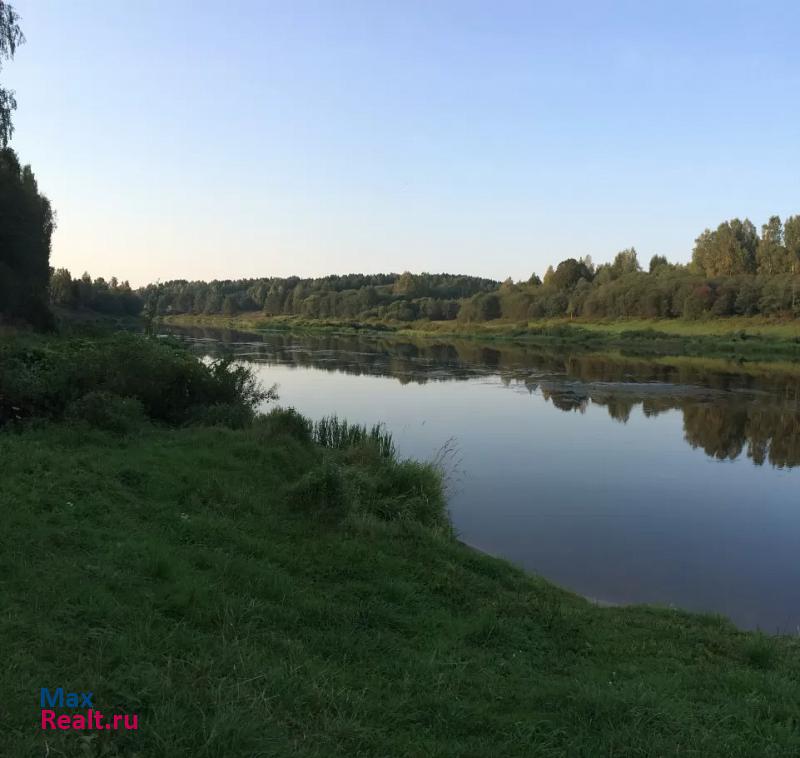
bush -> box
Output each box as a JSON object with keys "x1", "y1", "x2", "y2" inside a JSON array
[
  {"x1": 64, "y1": 391, "x2": 146, "y2": 433},
  {"x1": 683, "y1": 285, "x2": 714, "y2": 319},
  {"x1": 254, "y1": 407, "x2": 313, "y2": 442},
  {"x1": 0, "y1": 333, "x2": 271, "y2": 428},
  {"x1": 186, "y1": 402, "x2": 255, "y2": 429}
]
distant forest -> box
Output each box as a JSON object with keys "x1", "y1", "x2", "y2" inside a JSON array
[
  {"x1": 9, "y1": 207, "x2": 800, "y2": 327},
  {"x1": 132, "y1": 213, "x2": 800, "y2": 323}
]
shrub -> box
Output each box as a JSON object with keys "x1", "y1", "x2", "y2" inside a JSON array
[
  {"x1": 254, "y1": 407, "x2": 313, "y2": 442},
  {"x1": 186, "y1": 402, "x2": 254, "y2": 429},
  {"x1": 683, "y1": 285, "x2": 714, "y2": 319},
  {"x1": 0, "y1": 333, "x2": 272, "y2": 428},
  {"x1": 64, "y1": 391, "x2": 146, "y2": 433}
]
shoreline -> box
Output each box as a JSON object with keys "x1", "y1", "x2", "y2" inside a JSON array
[{"x1": 161, "y1": 312, "x2": 800, "y2": 360}]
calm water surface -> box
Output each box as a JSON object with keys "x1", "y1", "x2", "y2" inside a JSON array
[{"x1": 168, "y1": 326, "x2": 800, "y2": 632}]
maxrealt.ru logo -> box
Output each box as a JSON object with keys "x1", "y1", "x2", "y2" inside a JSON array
[{"x1": 40, "y1": 688, "x2": 139, "y2": 731}]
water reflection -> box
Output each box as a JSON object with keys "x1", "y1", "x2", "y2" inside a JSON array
[{"x1": 169, "y1": 326, "x2": 800, "y2": 470}]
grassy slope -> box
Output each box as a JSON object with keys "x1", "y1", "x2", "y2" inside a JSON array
[{"x1": 2, "y1": 423, "x2": 799, "y2": 756}]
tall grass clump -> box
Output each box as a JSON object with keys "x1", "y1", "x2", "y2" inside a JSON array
[
  {"x1": 254, "y1": 407, "x2": 314, "y2": 442},
  {"x1": 359, "y1": 458, "x2": 450, "y2": 530},
  {"x1": 313, "y1": 414, "x2": 396, "y2": 459},
  {"x1": 274, "y1": 413, "x2": 450, "y2": 529}
]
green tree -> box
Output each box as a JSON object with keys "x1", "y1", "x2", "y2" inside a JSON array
[
  {"x1": 649, "y1": 254, "x2": 669, "y2": 273},
  {"x1": 692, "y1": 219, "x2": 757, "y2": 276},
  {"x1": 393, "y1": 271, "x2": 422, "y2": 296},
  {"x1": 549, "y1": 258, "x2": 593, "y2": 290},
  {"x1": 0, "y1": 6, "x2": 55, "y2": 328},
  {"x1": 49, "y1": 268, "x2": 75, "y2": 307},
  {"x1": 784, "y1": 215, "x2": 800, "y2": 274},
  {"x1": 0, "y1": 149, "x2": 54, "y2": 326},
  {"x1": 756, "y1": 216, "x2": 788, "y2": 274},
  {"x1": 0, "y1": 1, "x2": 23, "y2": 146},
  {"x1": 222, "y1": 295, "x2": 238, "y2": 316},
  {"x1": 610, "y1": 248, "x2": 640, "y2": 279},
  {"x1": 77, "y1": 271, "x2": 93, "y2": 306}
]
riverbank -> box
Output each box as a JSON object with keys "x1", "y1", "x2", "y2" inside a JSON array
[
  {"x1": 2, "y1": 332, "x2": 799, "y2": 755},
  {"x1": 163, "y1": 312, "x2": 800, "y2": 360}
]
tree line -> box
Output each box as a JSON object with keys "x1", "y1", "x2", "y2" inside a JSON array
[
  {"x1": 458, "y1": 214, "x2": 800, "y2": 323},
  {"x1": 143, "y1": 213, "x2": 800, "y2": 324},
  {"x1": 50, "y1": 269, "x2": 143, "y2": 316},
  {"x1": 141, "y1": 272, "x2": 498, "y2": 322}
]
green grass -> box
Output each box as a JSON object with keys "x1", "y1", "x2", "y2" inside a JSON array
[
  {"x1": 2, "y1": 329, "x2": 799, "y2": 755},
  {"x1": 163, "y1": 312, "x2": 800, "y2": 360},
  {"x1": 2, "y1": 419, "x2": 800, "y2": 756}
]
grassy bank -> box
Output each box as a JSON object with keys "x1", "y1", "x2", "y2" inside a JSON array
[
  {"x1": 163, "y1": 312, "x2": 800, "y2": 360},
  {"x1": 2, "y1": 332, "x2": 800, "y2": 756}
]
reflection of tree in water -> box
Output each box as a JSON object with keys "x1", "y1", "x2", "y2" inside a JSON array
[
  {"x1": 538, "y1": 390, "x2": 800, "y2": 468},
  {"x1": 168, "y1": 325, "x2": 800, "y2": 468},
  {"x1": 683, "y1": 404, "x2": 748, "y2": 461},
  {"x1": 539, "y1": 387, "x2": 589, "y2": 413},
  {"x1": 601, "y1": 396, "x2": 636, "y2": 423},
  {"x1": 683, "y1": 403, "x2": 800, "y2": 468}
]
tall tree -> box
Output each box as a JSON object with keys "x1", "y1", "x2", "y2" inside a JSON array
[
  {"x1": 785, "y1": 215, "x2": 800, "y2": 274},
  {"x1": 0, "y1": 1, "x2": 24, "y2": 147},
  {"x1": 0, "y1": 4, "x2": 55, "y2": 327},
  {"x1": 692, "y1": 219, "x2": 757, "y2": 276},
  {"x1": 548, "y1": 258, "x2": 593, "y2": 290},
  {"x1": 0, "y1": 150, "x2": 55, "y2": 326},
  {"x1": 649, "y1": 254, "x2": 669, "y2": 273},
  {"x1": 756, "y1": 216, "x2": 788, "y2": 274},
  {"x1": 49, "y1": 268, "x2": 75, "y2": 307},
  {"x1": 609, "y1": 248, "x2": 640, "y2": 279}
]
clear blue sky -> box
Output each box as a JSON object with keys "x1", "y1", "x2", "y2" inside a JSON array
[{"x1": 6, "y1": 0, "x2": 800, "y2": 285}]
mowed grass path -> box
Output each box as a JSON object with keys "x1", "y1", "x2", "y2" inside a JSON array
[{"x1": 2, "y1": 424, "x2": 800, "y2": 756}]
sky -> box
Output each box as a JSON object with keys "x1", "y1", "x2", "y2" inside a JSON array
[{"x1": 4, "y1": 0, "x2": 800, "y2": 286}]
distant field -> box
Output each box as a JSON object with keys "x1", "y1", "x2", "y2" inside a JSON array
[
  {"x1": 164, "y1": 311, "x2": 800, "y2": 337},
  {"x1": 412, "y1": 315, "x2": 800, "y2": 339},
  {"x1": 163, "y1": 312, "x2": 800, "y2": 360}
]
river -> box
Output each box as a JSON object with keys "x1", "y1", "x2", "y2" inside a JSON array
[{"x1": 165, "y1": 325, "x2": 800, "y2": 633}]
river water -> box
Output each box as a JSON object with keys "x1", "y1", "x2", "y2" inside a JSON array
[{"x1": 166, "y1": 326, "x2": 800, "y2": 633}]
